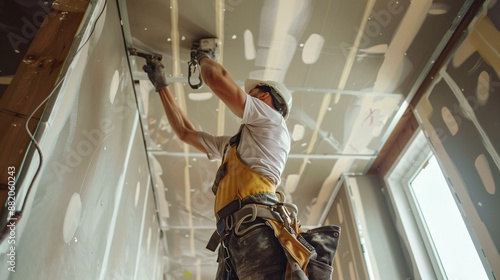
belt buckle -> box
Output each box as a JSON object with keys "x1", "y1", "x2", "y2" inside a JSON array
[{"x1": 216, "y1": 199, "x2": 241, "y2": 220}]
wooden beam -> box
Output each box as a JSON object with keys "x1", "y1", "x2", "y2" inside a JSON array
[
  {"x1": 368, "y1": 0, "x2": 486, "y2": 178},
  {"x1": 367, "y1": 107, "x2": 419, "y2": 177},
  {"x1": 0, "y1": 2, "x2": 89, "y2": 191}
]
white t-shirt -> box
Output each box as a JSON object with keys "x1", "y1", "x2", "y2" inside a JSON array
[{"x1": 198, "y1": 96, "x2": 290, "y2": 186}]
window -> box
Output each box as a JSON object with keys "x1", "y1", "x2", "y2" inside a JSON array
[
  {"x1": 409, "y1": 155, "x2": 488, "y2": 279},
  {"x1": 385, "y1": 130, "x2": 490, "y2": 280}
]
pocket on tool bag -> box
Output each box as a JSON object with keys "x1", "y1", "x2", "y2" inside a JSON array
[
  {"x1": 306, "y1": 259, "x2": 333, "y2": 279},
  {"x1": 300, "y1": 225, "x2": 341, "y2": 266}
]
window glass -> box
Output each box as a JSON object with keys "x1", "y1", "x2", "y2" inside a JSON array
[{"x1": 409, "y1": 155, "x2": 489, "y2": 279}]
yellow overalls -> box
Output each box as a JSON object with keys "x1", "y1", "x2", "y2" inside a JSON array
[{"x1": 210, "y1": 134, "x2": 315, "y2": 276}]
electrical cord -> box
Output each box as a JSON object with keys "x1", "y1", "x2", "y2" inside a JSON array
[{"x1": 11, "y1": 0, "x2": 108, "y2": 219}]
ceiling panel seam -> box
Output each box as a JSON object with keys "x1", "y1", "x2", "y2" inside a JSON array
[
  {"x1": 216, "y1": 0, "x2": 226, "y2": 136},
  {"x1": 131, "y1": 74, "x2": 404, "y2": 97},
  {"x1": 302, "y1": 0, "x2": 378, "y2": 225},
  {"x1": 169, "y1": 0, "x2": 196, "y2": 256}
]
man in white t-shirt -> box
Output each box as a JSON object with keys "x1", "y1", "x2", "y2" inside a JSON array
[{"x1": 143, "y1": 45, "x2": 295, "y2": 278}]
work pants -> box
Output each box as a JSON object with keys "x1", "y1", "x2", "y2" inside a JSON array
[{"x1": 215, "y1": 218, "x2": 287, "y2": 280}]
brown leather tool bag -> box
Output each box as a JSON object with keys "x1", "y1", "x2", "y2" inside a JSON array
[
  {"x1": 296, "y1": 225, "x2": 341, "y2": 280},
  {"x1": 266, "y1": 205, "x2": 341, "y2": 280}
]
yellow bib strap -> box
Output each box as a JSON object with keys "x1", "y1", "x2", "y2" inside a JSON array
[{"x1": 213, "y1": 146, "x2": 277, "y2": 213}]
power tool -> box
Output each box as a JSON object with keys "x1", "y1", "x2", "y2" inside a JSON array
[
  {"x1": 128, "y1": 48, "x2": 163, "y2": 62},
  {"x1": 188, "y1": 38, "x2": 219, "y2": 89}
]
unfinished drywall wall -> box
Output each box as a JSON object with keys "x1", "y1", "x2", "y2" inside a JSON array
[
  {"x1": 324, "y1": 179, "x2": 370, "y2": 280},
  {"x1": 415, "y1": 1, "x2": 500, "y2": 277},
  {"x1": 0, "y1": 1, "x2": 165, "y2": 279}
]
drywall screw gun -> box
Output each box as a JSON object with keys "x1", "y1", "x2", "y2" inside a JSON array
[
  {"x1": 128, "y1": 48, "x2": 163, "y2": 62},
  {"x1": 188, "y1": 38, "x2": 219, "y2": 89}
]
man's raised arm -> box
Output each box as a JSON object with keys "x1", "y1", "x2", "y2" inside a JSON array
[{"x1": 143, "y1": 58, "x2": 207, "y2": 154}]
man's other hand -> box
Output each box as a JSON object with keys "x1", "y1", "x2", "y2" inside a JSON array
[
  {"x1": 143, "y1": 58, "x2": 168, "y2": 91},
  {"x1": 192, "y1": 38, "x2": 220, "y2": 63}
]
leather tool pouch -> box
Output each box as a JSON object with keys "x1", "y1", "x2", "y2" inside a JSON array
[
  {"x1": 266, "y1": 211, "x2": 341, "y2": 280},
  {"x1": 297, "y1": 225, "x2": 341, "y2": 280}
]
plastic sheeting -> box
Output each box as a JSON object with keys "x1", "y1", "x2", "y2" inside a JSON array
[{"x1": 0, "y1": 1, "x2": 165, "y2": 279}]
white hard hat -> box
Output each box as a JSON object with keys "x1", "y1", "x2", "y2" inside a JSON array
[{"x1": 244, "y1": 79, "x2": 292, "y2": 119}]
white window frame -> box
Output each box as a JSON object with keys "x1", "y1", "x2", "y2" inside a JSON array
[
  {"x1": 383, "y1": 128, "x2": 442, "y2": 280},
  {"x1": 383, "y1": 126, "x2": 493, "y2": 279}
]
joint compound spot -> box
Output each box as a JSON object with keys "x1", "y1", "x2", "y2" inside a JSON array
[
  {"x1": 135, "y1": 181, "x2": 141, "y2": 207},
  {"x1": 337, "y1": 203, "x2": 344, "y2": 224},
  {"x1": 188, "y1": 92, "x2": 213, "y2": 101},
  {"x1": 476, "y1": 71, "x2": 490, "y2": 106},
  {"x1": 429, "y1": 3, "x2": 450, "y2": 15},
  {"x1": 243, "y1": 29, "x2": 256, "y2": 60},
  {"x1": 475, "y1": 154, "x2": 495, "y2": 195},
  {"x1": 147, "y1": 227, "x2": 152, "y2": 255},
  {"x1": 63, "y1": 193, "x2": 82, "y2": 243},
  {"x1": 302, "y1": 34, "x2": 324, "y2": 64},
  {"x1": 441, "y1": 106, "x2": 459, "y2": 136},
  {"x1": 109, "y1": 70, "x2": 120, "y2": 104},
  {"x1": 292, "y1": 124, "x2": 305, "y2": 141}
]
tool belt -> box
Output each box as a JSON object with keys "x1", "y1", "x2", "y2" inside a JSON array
[{"x1": 207, "y1": 196, "x2": 341, "y2": 279}]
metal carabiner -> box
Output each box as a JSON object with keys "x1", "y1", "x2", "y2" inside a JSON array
[
  {"x1": 188, "y1": 59, "x2": 203, "y2": 89},
  {"x1": 220, "y1": 240, "x2": 233, "y2": 275},
  {"x1": 277, "y1": 204, "x2": 292, "y2": 232}
]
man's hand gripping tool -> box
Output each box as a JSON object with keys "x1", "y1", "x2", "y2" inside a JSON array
[
  {"x1": 188, "y1": 38, "x2": 219, "y2": 89},
  {"x1": 128, "y1": 48, "x2": 163, "y2": 63}
]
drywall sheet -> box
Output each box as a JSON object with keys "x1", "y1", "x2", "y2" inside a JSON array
[
  {"x1": 0, "y1": 0, "x2": 164, "y2": 279},
  {"x1": 415, "y1": 1, "x2": 500, "y2": 277}
]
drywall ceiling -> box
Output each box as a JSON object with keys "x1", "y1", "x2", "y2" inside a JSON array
[
  {"x1": 120, "y1": 0, "x2": 472, "y2": 277},
  {"x1": 0, "y1": 0, "x2": 484, "y2": 278}
]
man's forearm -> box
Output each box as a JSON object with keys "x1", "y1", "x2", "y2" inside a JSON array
[
  {"x1": 156, "y1": 86, "x2": 207, "y2": 153},
  {"x1": 143, "y1": 58, "x2": 206, "y2": 152},
  {"x1": 157, "y1": 86, "x2": 195, "y2": 138}
]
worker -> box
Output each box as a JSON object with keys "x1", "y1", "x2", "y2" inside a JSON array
[{"x1": 143, "y1": 41, "x2": 339, "y2": 279}]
